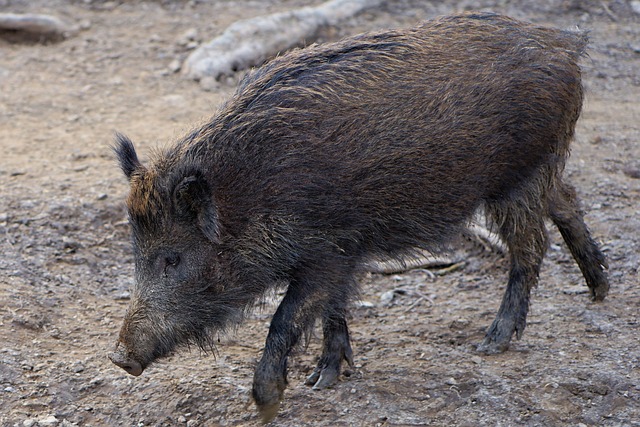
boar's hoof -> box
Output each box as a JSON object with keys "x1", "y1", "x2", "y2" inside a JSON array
[
  {"x1": 252, "y1": 372, "x2": 285, "y2": 423},
  {"x1": 108, "y1": 350, "x2": 144, "y2": 376},
  {"x1": 477, "y1": 338, "x2": 510, "y2": 355},
  {"x1": 305, "y1": 366, "x2": 340, "y2": 390},
  {"x1": 476, "y1": 318, "x2": 518, "y2": 354},
  {"x1": 257, "y1": 401, "x2": 281, "y2": 424},
  {"x1": 590, "y1": 279, "x2": 609, "y2": 302},
  {"x1": 305, "y1": 339, "x2": 354, "y2": 389}
]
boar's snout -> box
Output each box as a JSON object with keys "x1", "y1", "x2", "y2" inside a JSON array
[{"x1": 109, "y1": 343, "x2": 144, "y2": 376}]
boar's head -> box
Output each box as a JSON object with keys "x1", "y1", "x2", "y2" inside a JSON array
[{"x1": 109, "y1": 134, "x2": 238, "y2": 376}]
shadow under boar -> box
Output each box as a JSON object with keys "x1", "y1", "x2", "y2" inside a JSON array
[{"x1": 109, "y1": 12, "x2": 609, "y2": 422}]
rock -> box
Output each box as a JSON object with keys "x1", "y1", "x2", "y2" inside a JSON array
[
  {"x1": 200, "y1": 76, "x2": 221, "y2": 92},
  {"x1": 590, "y1": 135, "x2": 604, "y2": 144},
  {"x1": 169, "y1": 59, "x2": 182, "y2": 73},
  {"x1": 380, "y1": 290, "x2": 395, "y2": 306},
  {"x1": 622, "y1": 166, "x2": 640, "y2": 179},
  {"x1": 355, "y1": 300, "x2": 374, "y2": 308},
  {"x1": 449, "y1": 318, "x2": 470, "y2": 330},
  {"x1": 178, "y1": 28, "x2": 198, "y2": 46},
  {"x1": 23, "y1": 419, "x2": 37, "y2": 427},
  {"x1": 470, "y1": 356, "x2": 483, "y2": 365},
  {"x1": 113, "y1": 291, "x2": 131, "y2": 301},
  {"x1": 631, "y1": 1, "x2": 640, "y2": 15},
  {"x1": 38, "y1": 415, "x2": 59, "y2": 427}
]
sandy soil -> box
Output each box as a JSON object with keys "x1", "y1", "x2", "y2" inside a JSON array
[{"x1": 1, "y1": 1, "x2": 639, "y2": 426}]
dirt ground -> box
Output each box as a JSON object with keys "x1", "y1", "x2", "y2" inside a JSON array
[{"x1": 1, "y1": 0, "x2": 639, "y2": 426}]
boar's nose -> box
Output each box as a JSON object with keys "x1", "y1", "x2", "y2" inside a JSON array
[{"x1": 109, "y1": 346, "x2": 144, "y2": 376}]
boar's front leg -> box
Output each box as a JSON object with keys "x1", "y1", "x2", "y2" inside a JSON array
[
  {"x1": 252, "y1": 274, "x2": 328, "y2": 422},
  {"x1": 252, "y1": 263, "x2": 356, "y2": 421},
  {"x1": 252, "y1": 285, "x2": 304, "y2": 421},
  {"x1": 305, "y1": 305, "x2": 354, "y2": 389}
]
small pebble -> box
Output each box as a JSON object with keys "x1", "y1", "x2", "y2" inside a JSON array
[
  {"x1": 200, "y1": 76, "x2": 221, "y2": 92},
  {"x1": 38, "y1": 414, "x2": 60, "y2": 427},
  {"x1": 449, "y1": 318, "x2": 470, "y2": 330},
  {"x1": 169, "y1": 59, "x2": 182, "y2": 73},
  {"x1": 355, "y1": 300, "x2": 374, "y2": 308},
  {"x1": 178, "y1": 28, "x2": 198, "y2": 46},
  {"x1": 114, "y1": 291, "x2": 131, "y2": 301},
  {"x1": 471, "y1": 356, "x2": 483, "y2": 365},
  {"x1": 622, "y1": 167, "x2": 640, "y2": 179},
  {"x1": 380, "y1": 290, "x2": 395, "y2": 305}
]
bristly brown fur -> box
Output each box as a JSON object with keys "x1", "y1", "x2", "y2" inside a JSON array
[{"x1": 111, "y1": 12, "x2": 608, "y2": 421}]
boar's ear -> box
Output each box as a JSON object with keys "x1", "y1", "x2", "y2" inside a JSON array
[
  {"x1": 173, "y1": 172, "x2": 221, "y2": 244},
  {"x1": 114, "y1": 133, "x2": 143, "y2": 180}
]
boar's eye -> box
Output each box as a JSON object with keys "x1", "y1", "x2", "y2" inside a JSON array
[
  {"x1": 160, "y1": 253, "x2": 181, "y2": 277},
  {"x1": 166, "y1": 253, "x2": 180, "y2": 267}
]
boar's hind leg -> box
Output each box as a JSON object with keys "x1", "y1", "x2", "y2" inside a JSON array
[
  {"x1": 478, "y1": 201, "x2": 548, "y2": 354},
  {"x1": 305, "y1": 305, "x2": 354, "y2": 390},
  {"x1": 548, "y1": 180, "x2": 609, "y2": 301}
]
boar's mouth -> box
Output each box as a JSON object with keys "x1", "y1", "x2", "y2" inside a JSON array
[
  {"x1": 109, "y1": 317, "x2": 224, "y2": 377},
  {"x1": 109, "y1": 343, "x2": 145, "y2": 376},
  {"x1": 109, "y1": 294, "x2": 246, "y2": 376}
]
